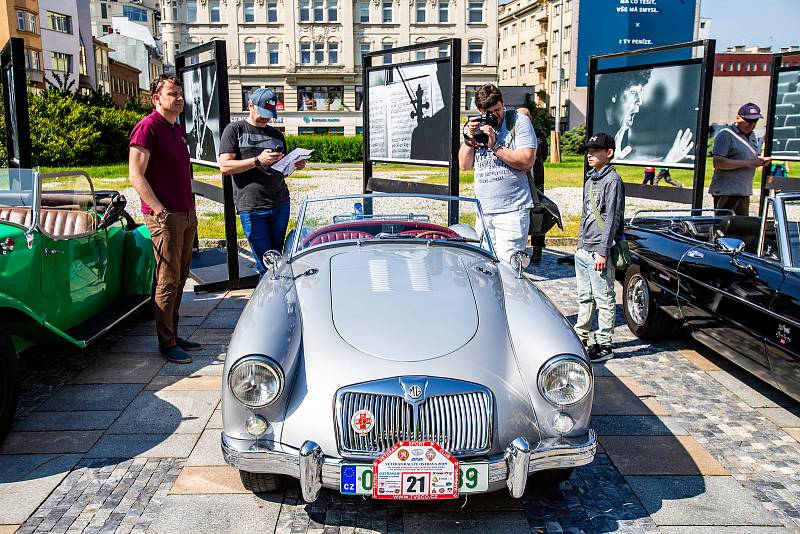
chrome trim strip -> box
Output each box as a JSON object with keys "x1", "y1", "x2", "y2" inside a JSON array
[{"x1": 221, "y1": 429, "x2": 597, "y2": 503}]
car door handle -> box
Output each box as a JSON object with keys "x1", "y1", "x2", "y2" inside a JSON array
[
  {"x1": 686, "y1": 250, "x2": 704, "y2": 259},
  {"x1": 44, "y1": 248, "x2": 64, "y2": 256}
]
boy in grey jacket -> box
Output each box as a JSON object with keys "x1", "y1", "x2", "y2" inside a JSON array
[{"x1": 575, "y1": 133, "x2": 625, "y2": 362}]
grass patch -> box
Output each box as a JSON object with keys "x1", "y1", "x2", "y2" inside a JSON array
[
  {"x1": 41, "y1": 163, "x2": 219, "y2": 182},
  {"x1": 547, "y1": 214, "x2": 581, "y2": 239},
  {"x1": 197, "y1": 211, "x2": 246, "y2": 241}
]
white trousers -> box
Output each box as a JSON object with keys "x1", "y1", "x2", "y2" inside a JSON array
[{"x1": 479, "y1": 208, "x2": 530, "y2": 264}]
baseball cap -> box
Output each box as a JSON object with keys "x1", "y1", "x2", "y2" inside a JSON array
[
  {"x1": 250, "y1": 88, "x2": 278, "y2": 119},
  {"x1": 738, "y1": 102, "x2": 763, "y2": 121},
  {"x1": 580, "y1": 132, "x2": 616, "y2": 152}
]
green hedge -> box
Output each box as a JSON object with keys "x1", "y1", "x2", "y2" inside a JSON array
[{"x1": 285, "y1": 134, "x2": 363, "y2": 163}]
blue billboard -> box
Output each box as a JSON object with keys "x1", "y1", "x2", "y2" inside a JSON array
[{"x1": 576, "y1": 0, "x2": 697, "y2": 86}]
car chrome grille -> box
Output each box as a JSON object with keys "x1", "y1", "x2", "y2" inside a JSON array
[{"x1": 336, "y1": 378, "x2": 493, "y2": 457}]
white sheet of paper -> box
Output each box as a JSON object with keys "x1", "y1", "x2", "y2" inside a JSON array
[{"x1": 272, "y1": 148, "x2": 314, "y2": 176}]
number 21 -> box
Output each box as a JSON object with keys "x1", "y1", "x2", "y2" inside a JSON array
[{"x1": 406, "y1": 475, "x2": 426, "y2": 493}]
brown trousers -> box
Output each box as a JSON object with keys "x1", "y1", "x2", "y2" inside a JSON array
[
  {"x1": 713, "y1": 195, "x2": 750, "y2": 217},
  {"x1": 145, "y1": 211, "x2": 198, "y2": 349}
]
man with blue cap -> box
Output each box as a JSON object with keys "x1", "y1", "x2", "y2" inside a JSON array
[{"x1": 219, "y1": 88, "x2": 306, "y2": 277}]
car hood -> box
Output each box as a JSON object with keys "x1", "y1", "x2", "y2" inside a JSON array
[{"x1": 329, "y1": 248, "x2": 477, "y2": 361}]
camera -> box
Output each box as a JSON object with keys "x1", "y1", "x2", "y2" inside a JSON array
[{"x1": 472, "y1": 111, "x2": 499, "y2": 147}]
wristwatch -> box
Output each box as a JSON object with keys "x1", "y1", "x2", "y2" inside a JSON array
[
  {"x1": 156, "y1": 208, "x2": 169, "y2": 223},
  {"x1": 254, "y1": 157, "x2": 262, "y2": 168}
]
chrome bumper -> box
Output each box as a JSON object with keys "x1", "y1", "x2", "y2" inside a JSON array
[{"x1": 221, "y1": 430, "x2": 597, "y2": 502}]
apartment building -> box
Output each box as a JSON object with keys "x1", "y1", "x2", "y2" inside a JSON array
[
  {"x1": 39, "y1": 0, "x2": 96, "y2": 91},
  {"x1": 159, "y1": 0, "x2": 498, "y2": 135},
  {"x1": 89, "y1": 0, "x2": 160, "y2": 39},
  {"x1": 0, "y1": 0, "x2": 45, "y2": 87},
  {"x1": 498, "y1": 0, "x2": 573, "y2": 129}
]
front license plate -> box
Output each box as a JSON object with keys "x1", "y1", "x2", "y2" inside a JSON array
[{"x1": 340, "y1": 452, "x2": 489, "y2": 496}]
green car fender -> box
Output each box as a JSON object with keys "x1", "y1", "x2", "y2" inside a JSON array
[{"x1": 123, "y1": 223, "x2": 155, "y2": 296}]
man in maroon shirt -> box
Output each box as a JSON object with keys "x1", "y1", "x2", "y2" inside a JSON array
[{"x1": 129, "y1": 75, "x2": 201, "y2": 364}]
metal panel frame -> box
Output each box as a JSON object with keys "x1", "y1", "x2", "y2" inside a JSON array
[
  {"x1": 586, "y1": 40, "x2": 716, "y2": 210},
  {"x1": 362, "y1": 38, "x2": 461, "y2": 225},
  {"x1": 760, "y1": 50, "x2": 800, "y2": 209},
  {"x1": 176, "y1": 41, "x2": 255, "y2": 292},
  {"x1": 1, "y1": 38, "x2": 31, "y2": 169}
]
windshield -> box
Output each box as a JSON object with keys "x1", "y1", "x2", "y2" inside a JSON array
[
  {"x1": 0, "y1": 168, "x2": 36, "y2": 229},
  {"x1": 783, "y1": 199, "x2": 800, "y2": 267},
  {"x1": 290, "y1": 194, "x2": 494, "y2": 258}
]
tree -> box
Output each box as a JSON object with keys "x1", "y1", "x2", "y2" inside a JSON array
[{"x1": 522, "y1": 95, "x2": 556, "y2": 133}]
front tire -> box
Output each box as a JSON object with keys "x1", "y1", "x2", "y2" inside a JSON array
[
  {"x1": 239, "y1": 471, "x2": 283, "y2": 493},
  {"x1": 0, "y1": 336, "x2": 19, "y2": 445},
  {"x1": 623, "y1": 265, "x2": 671, "y2": 339}
]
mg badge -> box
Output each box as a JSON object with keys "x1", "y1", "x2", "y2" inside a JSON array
[
  {"x1": 350, "y1": 409, "x2": 374, "y2": 435},
  {"x1": 407, "y1": 385, "x2": 423, "y2": 400}
]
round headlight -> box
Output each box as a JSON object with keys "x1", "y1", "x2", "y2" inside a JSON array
[
  {"x1": 229, "y1": 356, "x2": 284, "y2": 408},
  {"x1": 538, "y1": 356, "x2": 592, "y2": 406}
]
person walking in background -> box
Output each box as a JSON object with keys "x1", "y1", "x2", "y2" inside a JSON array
[
  {"x1": 129, "y1": 74, "x2": 202, "y2": 365},
  {"x1": 655, "y1": 167, "x2": 683, "y2": 188},
  {"x1": 642, "y1": 166, "x2": 656, "y2": 185},
  {"x1": 575, "y1": 133, "x2": 625, "y2": 363},
  {"x1": 709, "y1": 103, "x2": 770, "y2": 216},
  {"x1": 218, "y1": 88, "x2": 306, "y2": 278}
]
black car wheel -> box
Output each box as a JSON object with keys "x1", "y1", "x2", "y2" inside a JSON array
[
  {"x1": 0, "y1": 336, "x2": 19, "y2": 445},
  {"x1": 623, "y1": 265, "x2": 671, "y2": 339},
  {"x1": 239, "y1": 471, "x2": 283, "y2": 493}
]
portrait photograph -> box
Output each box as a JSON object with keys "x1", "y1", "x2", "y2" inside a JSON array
[{"x1": 181, "y1": 64, "x2": 221, "y2": 165}]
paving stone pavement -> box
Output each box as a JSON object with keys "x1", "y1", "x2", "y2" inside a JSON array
[{"x1": 2, "y1": 255, "x2": 800, "y2": 533}]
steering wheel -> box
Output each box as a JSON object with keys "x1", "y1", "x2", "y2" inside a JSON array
[{"x1": 413, "y1": 230, "x2": 454, "y2": 239}]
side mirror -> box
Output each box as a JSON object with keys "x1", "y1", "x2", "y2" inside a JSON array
[
  {"x1": 97, "y1": 194, "x2": 127, "y2": 230},
  {"x1": 262, "y1": 250, "x2": 285, "y2": 279},
  {"x1": 714, "y1": 237, "x2": 745, "y2": 255},
  {"x1": 510, "y1": 249, "x2": 531, "y2": 278}
]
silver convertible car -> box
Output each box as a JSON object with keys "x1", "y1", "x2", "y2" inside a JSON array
[{"x1": 221, "y1": 194, "x2": 596, "y2": 502}]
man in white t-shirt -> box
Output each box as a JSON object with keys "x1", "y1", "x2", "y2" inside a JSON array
[{"x1": 458, "y1": 84, "x2": 537, "y2": 263}]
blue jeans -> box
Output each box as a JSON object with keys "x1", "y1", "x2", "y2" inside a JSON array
[
  {"x1": 574, "y1": 248, "x2": 616, "y2": 346},
  {"x1": 239, "y1": 203, "x2": 290, "y2": 277}
]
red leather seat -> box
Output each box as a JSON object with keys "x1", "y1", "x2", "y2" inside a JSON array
[{"x1": 307, "y1": 230, "x2": 373, "y2": 247}]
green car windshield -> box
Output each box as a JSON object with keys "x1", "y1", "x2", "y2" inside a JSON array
[{"x1": 0, "y1": 168, "x2": 36, "y2": 230}]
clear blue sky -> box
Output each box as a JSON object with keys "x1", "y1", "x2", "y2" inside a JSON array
[{"x1": 701, "y1": 0, "x2": 799, "y2": 51}]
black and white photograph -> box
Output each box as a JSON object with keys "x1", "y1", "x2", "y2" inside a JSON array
[
  {"x1": 367, "y1": 59, "x2": 452, "y2": 165},
  {"x1": 181, "y1": 64, "x2": 221, "y2": 165},
  {"x1": 772, "y1": 69, "x2": 800, "y2": 160},
  {"x1": 592, "y1": 62, "x2": 703, "y2": 168}
]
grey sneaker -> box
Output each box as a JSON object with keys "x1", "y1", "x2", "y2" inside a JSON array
[
  {"x1": 588, "y1": 344, "x2": 613, "y2": 363},
  {"x1": 160, "y1": 345, "x2": 193, "y2": 364}
]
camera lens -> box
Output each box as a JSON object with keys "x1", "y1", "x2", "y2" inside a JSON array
[{"x1": 473, "y1": 130, "x2": 489, "y2": 146}]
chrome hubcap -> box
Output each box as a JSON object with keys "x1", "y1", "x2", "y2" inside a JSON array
[{"x1": 626, "y1": 275, "x2": 649, "y2": 326}]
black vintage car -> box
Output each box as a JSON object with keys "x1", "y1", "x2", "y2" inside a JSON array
[{"x1": 622, "y1": 192, "x2": 800, "y2": 401}]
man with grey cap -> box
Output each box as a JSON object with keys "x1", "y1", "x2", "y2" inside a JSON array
[
  {"x1": 709, "y1": 102, "x2": 771, "y2": 216},
  {"x1": 219, "y1": 88, "x2": 306, "y2": 277}
]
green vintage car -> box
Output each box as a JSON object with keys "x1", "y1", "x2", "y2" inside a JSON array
[{"x1": 0, "y1": 168, "x2": 155, "y2": 443}]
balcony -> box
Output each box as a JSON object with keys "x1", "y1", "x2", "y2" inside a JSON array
[
  {"x1": 534, "y1": 34, "x2": 547, "y2": 47},
  {"x1": 534, "y1": 58, "x2": 546, "y2": 71},
  {"x1": 534, "y1": 9, "x2": 548, "y2": 23}
]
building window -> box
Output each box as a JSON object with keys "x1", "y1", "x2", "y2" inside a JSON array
[
  {"x1": 416, "y1": 50, "x2": 426, "y2": 61},
  {"x1": 359, "y1": 1, "x2": 369, "y2": 22},
  {"x1": 563, "y1": 78, "x2": 569, "y2": 90},
  {"x1": 242, "y1": 86, "x2": 255, "y2": 111},
  {"x1": 16, "y1": 10, "x2": 25, "y2": 31},
  {"x1": 328, "y1": 0, "x2": 338, "y2": 22},
  {"x1": 172, "y1": 4, "x2": 178, "y2": 21},
  {"x1": 416, "y1": 1, "x2": 426, "y2": 22},
  {"x1": 48, "y1": 12, "x2": 72, "y2": 34},
  {"x1": 438, "y1": 43, "x2": 448, "y2": 57},
  {"x1": 267, "y1": 1, "x2": 278, "y2": 22},
  {"x1": 25, "y1": 48, "x2": 42, "y2": 71},
  {"x1": 187, "y1": 0, "x2": 197, "y2": 23},
  {"x1": 438, "y1": 1, "x2": 448, "y2": 22},
  {"x1": 565, "y1": 0, "x2": 571, "y2": 10},
  {"x1": 100, "y1": 3, "x2": 108, "y2": 19},
  {"x1": 244, "y1": 43, "x2": 257, "y2": 65},
  {"x1": 511, "y1": 66, "x2": 516, "y2": 77},
  {"x1": 502, "y1": 69, "x2": 507, "y2": 80},
  {"x1": 314, "y1": 0, "x2": 324, "y2": 21},
  {"x1": 553, "y1": 2, "x2": 561, "y2": 16},
  {"x1": 564, "y1": 25, "x2": 571, "y2": 38},
  {"x1": 521, "y1": 19, "x2": 526, "y2": 30},
  {"x1": 465, "y1": 85, "x2": 480, "y2": 110},
  {"x1": 467, "y1": 42, "x2": 482, "y2": 64},
  {"x1": 553, "y1": 29, "x2": 559, "y2": 42},
  {"x1": 268, "y1": 42, "x2": 279, "y2": 64},
  {"x1": 79, "y1": 42, "x2": 88, "y2": 76},
  {"x1": 503, "y1": 27, "x2": 508, "y2": 39},
  {"x1": 51, "y1": 52, "x2": 72, "y2": 73},
  {"x1": 300, "y1": 42, "x2": 311, "y2": 64},
  {"x1": 298, "y1": 86, "x2": 343, "y2": 111},
  {"x1": 328, "y1": 42, "x2": 339, "y2": 64},
  {"x1": 468, "y1": 0, "x2": 483, "y2": 23},
  {"x1": 243, "y1": 86, "x2": 285, "y2": 111},
  {"x1": 244, "y1": 1, "x2": 255, "y2": 22},
  {"x1": 511, "y1": 45, "x2": 516, "y2": 56},
  {"x1": 356, "y1": 87, "x2": 364, "y2": 111},
  {"x1": 122, "y1": 5, "x2": 147, "y2": 22},
  {"x1": 209, "y1": 1, "x2": 222, "y2": 22},
  {"x1": 16, "y1": 11, "x2": 37, "y2": 33},
  {"x1": 299, "y1": 127, "x2": 344, "y2": 135},
  {"x1": 520, "y1": 64, "x2": 525, "y2": 75},
  {"x1": 563, "y1": 51, "x2": 570, "y2": 66},
  {"x1": 383, "y1": 42, "x2": 393, "y2": 64},
  {"x1": 382, "y1": 2, "x2": 392, "y2": 22},
  {"x1": 360, "y1": 42, "x2": 370, "y2": 61},
  {"x1": 300, "y1": 0, "x2": 310, "y2": 21},
  {"x1": 502, "y1": 48, "x2": 507, "y2": 59},
  {"x1": 314, "y1": 42, "x2": 324, "y2": 64},
  {"x1": 551, "y1": 81, "x2": 556, "y2": 92},
  {"x1": 521, "y1": 43, "x2": 526, "y2": 53}
]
